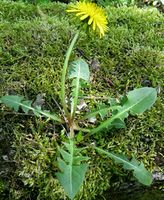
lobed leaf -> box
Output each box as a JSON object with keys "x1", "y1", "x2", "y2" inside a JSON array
[
  {"x1": 1, "y1": 95, "x2": 24, "y2": 112},
  {"x1": 56, "y1": 140, "x2": 89, "y2": 199},
  {"x1": 81, "y1": 105, "x2": 120, "y2": 121},
  {"x1": 110, "y1": 118, "x2": 126, "y2": 129},
  {"x1": 68, "y1": 59, "x2": 90, "y2": 81},
  {"x1": 123, "y1": 87, "x2": 157, "y2": 115},
  {"x1": 91, "y1": 87, "x2": 157, "y2": 134},
  {"x1": 0, "y1": 95, "x2": 63, "y2": 123},
  {"x1": 95, "y1": 147, "x2": 152, "y2": 186},
  {"x1": 68, "y1": 59, "x2": 90, "y2": 118}
]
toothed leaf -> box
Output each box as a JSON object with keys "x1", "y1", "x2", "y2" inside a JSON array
[
  {"x1": 21, "y1": 100, "x2": 33, "y2": 114},
  {"x1": 68, "y1": 59, "x2": 89, "y2": 81},
  {"x1": 91, "y1": 87, "x2": 157, "y2": 134},
  {"x1": 56, "y1": 140, "x2": 89, "y2": 199},
  {"x1": 123, "y1": 87, "x2": 157, "y2": 115},
  {"x1": 82, "y1": 105, "x2": 120, "y2": 121},
  {"x1": 68, "y1": 59, "x2": 90, "y2": 118},
  {"x1": 0, "y1": 95, "x2": 63, "y2": 123},
  {"x1": 1, "y1": 95, "x2": 24, "y2": 112},
  {"x1": 95, "y1": 147, "x2": 152, "y2": 186},
  {"x1": 110, "y1": 118, "x2": 126, "y2": 129}
]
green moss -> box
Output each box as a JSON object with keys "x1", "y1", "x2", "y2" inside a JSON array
[
  {"x1": 0, "y1": 1, "x2": 163, "y2": 199},
  {"x1": 0, "y1": 1, "x2": 67, "y2": 22}
]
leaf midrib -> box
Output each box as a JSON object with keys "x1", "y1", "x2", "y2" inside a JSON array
[
  {"x1": 69, "y1": 140, "x2": 74, "y2": 198},
  {"x1": 81, "y1": 105, "x2": 120, "y2": 121},
  {"x1": 91, "y1": 91, "x2": 152, "y2": 134},
  {"x1": 95, "y1": 147, "x2": 140, "y2": 171},
  {"x1": 5, "y1": 97, "x2": 63, "y2": 123},
  {"x1": 71, "y1": 63, "x2": 81, "y2": 118}
]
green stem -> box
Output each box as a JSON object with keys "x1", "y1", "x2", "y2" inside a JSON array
[
  {"x1": 70, "y1": 126, "x2": 75, "y2": 138},
  {"x1": 61, "y1": 32, "x2": 80, "y2": 118}
]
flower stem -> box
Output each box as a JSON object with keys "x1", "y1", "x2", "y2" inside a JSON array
[
  {"x1": 70, "y1": 126, "x2": 75, "y2": 138},
  {"x1": 61, "y1": 31, "x2": 79, "y2": 118}
]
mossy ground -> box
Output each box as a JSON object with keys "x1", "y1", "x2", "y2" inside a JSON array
[{"x1": 0, "y1": 1, "x2": 164, "y2": 199}]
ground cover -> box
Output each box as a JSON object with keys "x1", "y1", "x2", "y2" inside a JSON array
[{"x1": 0, "y1": 1, "x2": 163, "y2": 199}]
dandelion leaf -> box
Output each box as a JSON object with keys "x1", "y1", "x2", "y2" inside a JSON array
[
  {"x1": 91, "y1": 87, "x2": 157, "y2": 134},
  {"x1": 56, "y1": 140, "x2": 89, "y2": 199},
  {"x1": 0, "y1": 95, "x2": 62, "y2": 122},
  {"x1": 95, "y1": 147, "x2": 152, "y2": 186}
]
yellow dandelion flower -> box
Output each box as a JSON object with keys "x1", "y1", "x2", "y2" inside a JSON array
[{"x1": 67, "y1": 1, "x2": 108, "y2": 37}]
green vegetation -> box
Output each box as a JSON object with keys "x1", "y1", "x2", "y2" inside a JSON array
[
  {"x1": 0, "y1": 1, "x2": 163, "y2": 199},
  {"x1": 1, "y1": 57, "x2": 157, "y2": 198}
]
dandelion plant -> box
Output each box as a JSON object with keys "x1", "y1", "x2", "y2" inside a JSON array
[{"x1": 0, "y1": 2, "x2": 158, "y2": 199}]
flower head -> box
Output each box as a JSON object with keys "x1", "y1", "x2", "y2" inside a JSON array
[{"x1": 67, "y1": 1, "x2": 108, "y2": 37}]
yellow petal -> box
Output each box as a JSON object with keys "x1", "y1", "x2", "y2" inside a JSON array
[
  {"x1": 92, "y1": 20, "x2": 96, "y2": 31},
  {"x1": 97, "y1": 22, "x2": 104, "y2": 36},
  {"x1": 76, "y1": 12, "x2": 86, "y2": 16},
  {"x1": 88, "y1": 17, "x2": 93, "y2": 25},
  {"x1": 66, "y1": 9, "x2": 79, "y2": 13},
  {"x1": 80, "y1": 14, "x2": 89, "y2": 20},
  {"x1": 66, "y1": 2, "x2": 108, "y2": 37}
]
